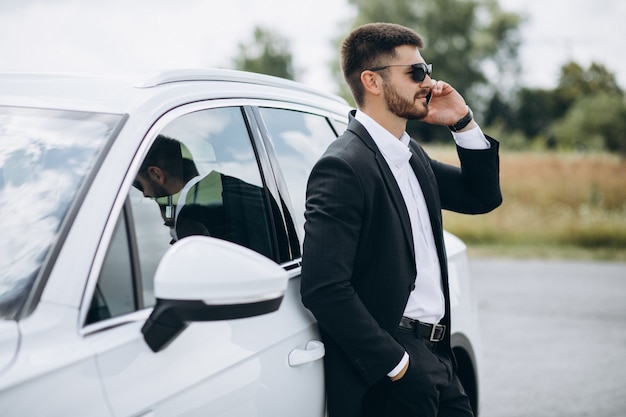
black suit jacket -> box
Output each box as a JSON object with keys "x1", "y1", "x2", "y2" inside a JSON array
[
  {"x1": 175, "y1": 174, "x2": 274, "y2": 259},
  {"x1": 301, "y1": 115, "x2": 501, "y2": 417}
]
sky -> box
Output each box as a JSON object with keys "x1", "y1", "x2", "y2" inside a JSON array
[{"x1": 1, "y1": 0, "x2": 625, "y2": 94}]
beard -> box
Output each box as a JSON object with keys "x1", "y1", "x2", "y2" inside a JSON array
[
  {"x1": 383, "y1": 81, "x2": 429, "y2": 120},
  {"x1": 139, "y1": 175, "x2": 171, "y2": 199}
]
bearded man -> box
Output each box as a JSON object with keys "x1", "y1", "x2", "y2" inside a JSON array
[{"x1": 301, "y1": 22, "x2": 502, "y2": 417}]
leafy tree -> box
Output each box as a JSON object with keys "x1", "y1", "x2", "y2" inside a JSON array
[
  {"x1": 484, "y1": 92, "x2": 515, "y2": 128},
  {"x1": 508, "y1": 61, "x2": 625, "y2": 152},
  {"x1": 511, "y1": 87, "x2": 563, "y2": 139},
  {"x1": 551, "y1": 62, "x2": 624, "y2": 122},
  {"x1": 556, "y1": 61, "x2": 623, "y2": 105},
  {"x1": 233, "y1": 26, "x2": 296, "y2": 80},
  {"x1": 333, "y1": 0, "x2": 522, "y2": 142},
  {"x1": 551, "y1": 94, "x2": 626, "y2": 155}
]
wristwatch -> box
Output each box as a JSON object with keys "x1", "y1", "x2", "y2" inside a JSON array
[{"x1": 448, "y1": 106, "x2": 473, "y2": 132}]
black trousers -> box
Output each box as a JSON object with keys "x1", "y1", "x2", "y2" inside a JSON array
[{"x1": 362, "y1": 329, "x2": 474, "y2": 417}]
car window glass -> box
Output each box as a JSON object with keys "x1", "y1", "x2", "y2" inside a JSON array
[
  {"x1": 131, "y1": 107, "x2": 276, "y2": 307},
  {"x1": 0, "y1": 107, "x2": 122, "y2": 320},
  {"x1": 330, "y1": 118, "x2": 348, "y2": 136},
  {"x1": 129, "y1": 186, "x2": 171, "y2": 307},
  {"x1": 258, "y1": 108, "x2": 337, "y2": 241},
  {"x1": 86, "y1": 211, "x2": 137, "y2": 324},
  {"x1": 88, "y1": 106, "x2": 278, "y2": 323}
]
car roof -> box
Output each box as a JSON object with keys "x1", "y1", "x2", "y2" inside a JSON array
[{"x1": 0, "y1": 69, "x2": 349, "y2": 115}]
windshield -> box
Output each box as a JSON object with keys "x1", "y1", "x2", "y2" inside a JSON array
[{"x1": 0, "y1": 106, "x2": 123, "y2": 319}]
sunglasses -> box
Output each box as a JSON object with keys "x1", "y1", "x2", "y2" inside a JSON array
[{"x1": 366, "y1": 63, "x2": 433, "y2": 83}]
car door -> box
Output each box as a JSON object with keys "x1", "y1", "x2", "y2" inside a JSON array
[{"x1": 82, "y1": 103, "x2": 325, "y2": 417}]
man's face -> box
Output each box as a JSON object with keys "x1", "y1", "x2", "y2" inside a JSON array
[
  {"x1": 134, "y1": 170, "x2": 170, "y2": 199},
  {"x1": 381, "y1": 45, "x2": 432, "y2": 120}
]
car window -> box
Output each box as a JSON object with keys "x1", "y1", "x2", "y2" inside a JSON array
[
  {"x1": 258, "y1": 108, "x2": 338, "y2": 242},
  {"x1": 88, "y1": 107, "x2": 278, "y2": 322},
  {"x1": 86, "y1": 209, "x2": 138, "y2": 324},
  {"x1": 0, "y1": 106, "x2": 123, "y2": 320},
  {"x1": 330, "y1": 118, "x2": 348, "y2": 136}
]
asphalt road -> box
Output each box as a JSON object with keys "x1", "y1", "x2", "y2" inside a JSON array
[{"x1": 470, "y1": 258, "x2": 626, "y2": 417}]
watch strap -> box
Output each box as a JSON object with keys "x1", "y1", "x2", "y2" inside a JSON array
[{"x1": 448, "y1": 106, "x2": 473, "y2": 132}]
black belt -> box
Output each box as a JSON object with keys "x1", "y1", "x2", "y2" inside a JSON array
[{"x1": 398, "y1": 316, "x2": 446, "y2": 342}]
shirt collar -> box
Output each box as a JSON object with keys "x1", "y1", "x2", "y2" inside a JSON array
[{"x1": 355, "y1": 110, "x2": 412, "y2": 168}]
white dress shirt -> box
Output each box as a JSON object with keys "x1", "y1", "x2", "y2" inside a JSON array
[{"x1": 353, "y1": 110, "x2": 489, "y2": 377}]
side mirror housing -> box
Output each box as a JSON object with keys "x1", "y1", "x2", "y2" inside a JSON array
[{"x1": 142, "y1": 236, "x2": 288, "y2": 352}]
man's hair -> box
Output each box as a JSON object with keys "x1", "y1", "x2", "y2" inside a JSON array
[
  {"x1": 140, "y1": 135, "x2": 184, "y2": 180},
  {"x1": 341, "y1": 23, "x2": 424, "y2": 105}
]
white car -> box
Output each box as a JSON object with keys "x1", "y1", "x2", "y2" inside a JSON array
[{"x1": 0, "y1": 69, "x2": 482, "y2": 416}]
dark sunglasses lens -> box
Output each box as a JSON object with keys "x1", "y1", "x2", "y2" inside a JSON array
[{"x1": 411, "y1": 64, "x2": 430, "y2": 82}]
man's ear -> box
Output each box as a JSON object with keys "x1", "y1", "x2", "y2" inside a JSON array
[
  {"x1": 147, "y1": 166, "x2": 166, "y2": 184},
  {"x1": 360, "y1": 70, "x2": 383, "y2": 96}
]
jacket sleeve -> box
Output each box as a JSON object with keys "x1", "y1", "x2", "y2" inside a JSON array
[
  {"x1": 300, "y1": 153, "x2": 405, "y2": 385},
  {"x1": 427, "y1": 135, "x2": 502, "y2": 214}
]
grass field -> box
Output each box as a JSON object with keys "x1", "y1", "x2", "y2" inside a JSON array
[{"x1": 425, "y1": 146, "x2": 626, "y2": 260}]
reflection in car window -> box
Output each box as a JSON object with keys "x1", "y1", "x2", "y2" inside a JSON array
[
  {"x1": 258, "y1": 108, "x2": 337, "y2": 242},
  {"x1": 87, "y1": 211, "x2": 137, "y2": 324},
  {"x1": 0, "y1": 106, "x2": 123, "y2": 319},
  {"x1": 129, "y1": 107, "x2": 276, "y2": 309}
]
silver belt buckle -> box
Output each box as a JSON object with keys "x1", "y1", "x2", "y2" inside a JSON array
[{"x1": 430, "y1": 324, "x2": 444, "y2": 342}]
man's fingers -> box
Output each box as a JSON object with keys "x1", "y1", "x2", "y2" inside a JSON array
[{"x1": 390, "y1": 359, "x2": 410, "y2": 382}]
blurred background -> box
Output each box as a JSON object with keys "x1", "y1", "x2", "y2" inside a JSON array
[
  {"x1": 1, "y1": 0, "x2": 625, "y2": 259},
  {"x1": 2, "y1": 2, "x2": 625, "y2": 416}
]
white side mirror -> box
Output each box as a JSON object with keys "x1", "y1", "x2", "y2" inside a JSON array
[
  {"x1": 154, "y1": 236, "x2": 288, "y2": 303},
  {"x1": 143, "y1": 236, "x2": 288, "y2": 352}
]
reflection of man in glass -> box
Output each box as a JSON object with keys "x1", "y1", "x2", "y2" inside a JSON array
[
  {"x1": 133, "y1": 135, "x2": 198, "y2": 231},
  {"x1": 133, "y1": 135, "x2": 273, "y2": 258}
]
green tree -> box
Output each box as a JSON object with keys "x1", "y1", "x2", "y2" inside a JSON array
[
  {"x1": 556, "y1": 61, "x2": 623, "y2": 105},
  {"x1": 233, "y1": 26, "x2": 296, "y2": 80},
  {"x1": 552, "y1": 94, "x2": 626, "y2": 155},
  {"x1": 333, "y1": 0, "x2": 522, "y2": 142},
  {"x1": 511, "y1": 87, "x2": 563, "y2": 139},
  {"x1": 508, "y1": 61, "x2": 625, "y2": 152}
]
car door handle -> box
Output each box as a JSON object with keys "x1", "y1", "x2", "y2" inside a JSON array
[{"x1": 288, "y1": 340, "x2": 325, "y2": 367}]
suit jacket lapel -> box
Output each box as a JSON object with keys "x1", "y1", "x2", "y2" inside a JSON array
[
  {"x1": 348, "y1": 119, "x2": 415, "y2": 254},
  {"x1": 407, "y1": 149, "x2": 442, "y2": 240},
  {"x1": 407, "y1": 143, "x2": 448, "y2": 280}
]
